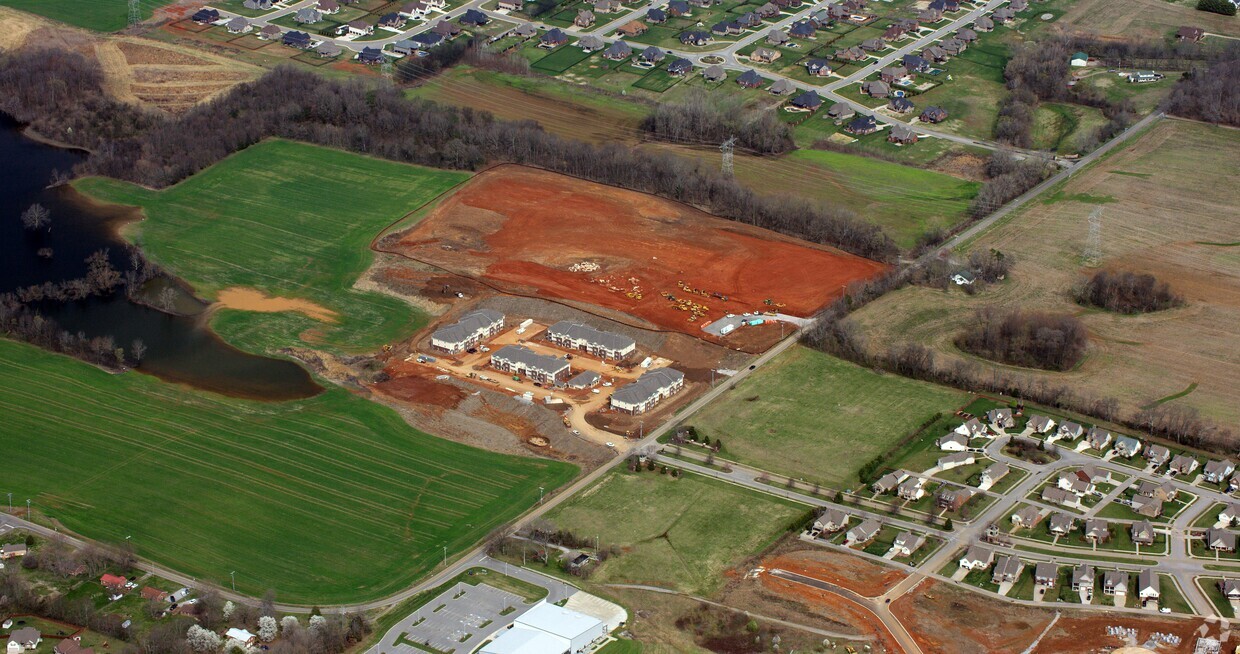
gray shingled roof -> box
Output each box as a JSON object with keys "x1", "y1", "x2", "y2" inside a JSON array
[
  {"x1": 433, "y1": 309, "x2": 503, "y2": 345},
  {"x1": 547, "y1": 321, "x2": 635, "y2": 353},
  {"x1": 492, "y1": 345, "x2": 569, "y2": 377},
  {"x1": 612, "y1": 368, "x2": 684, "y2": 405},
  {"x1": 567, "y1": 370, "x2": 601, "y2": 388}
]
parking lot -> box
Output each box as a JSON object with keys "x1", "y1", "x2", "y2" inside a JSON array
[{"x1": 380, "y1": 582, "x2": 529, "y2": 654}]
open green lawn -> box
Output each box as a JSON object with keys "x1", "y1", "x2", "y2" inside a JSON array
[
  {"x1": 1199, "y1": 577, "x2": 1236, "y2": 618},
  {"x1": 0, "y1": 339, "x2": 577, "y2": 604},
  {"x1": 76, "y1": 140, "x2": 470, "y2": 356},
  {"x1": 690, "y1": 346, "x2": 969, "y2": 488},
  {"x1": 782, "y1": 149, "x2": 981, "y2": 249},
  {"x1": 0, "y1": 0, "x2": 176, "y2": 31},
  {"x1": 545, "y1": 469, "x2": 807, "y2": 597}
]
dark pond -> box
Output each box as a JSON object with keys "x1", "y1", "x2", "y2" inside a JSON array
[{"x1": 1, "y1": 116, "x2": 320, "y2": 400}]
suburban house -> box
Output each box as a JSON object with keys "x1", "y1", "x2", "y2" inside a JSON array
[
  {"x1": 897, "y1": 476, "x2": 926, "y2": 501},
  {"x1": 566, "y1": 370, "x2": 601, "y2": 390},
  {"x1": 790, "y1": 89, "x2": 823, "y2": 110},
  {"x1": 973, "y1": 15, "x2": 993, "y2": 31},
  {"x1": 980, "y1": 462, "x2": 1009, "y2": 487},
  {"x1": 594, "y1": 0, "x2": 622, "y2": 11},
  {"x1": 922, "y1": 44, "x2": 949, "y2": 62},
  {"x1": 335, "y1": 19, "x2": 371, "y2": 36},
  {"x1": 1220, "y1": 579, "x2": 1240, "y2": 600},
  {"x1": 986, "y1": 408, "x2": 1014, "y2": 429},
  {"x1": 668, "y1": 0, "x2": 691, "y2": 15},
  {"x1": 1131, "y1": 495, "x2": 1163, "y2": 519},
  {"x1": 411, "y1": 31, "x2": 444, "y2": 47},
  {"x1": 712, "y1": 20, "x2": 743, "y2": 35},
  {"x1": 603, "y1": 41, "x2": 632, "y2": 60},
  {"x1": 888, "y1": 97, "x2": 915, "y2": 114},
  {"x1": 1137, "y1": 569, "x2": 1159, "y2": 603},
  {"x1": 835, "y1": 45, "x2": 867, "y2": 61},
  {"x1": 736, "y1": 11, "x2": 762, "y2": 27},
  {"x1": 872, "y1": 471, "x2": 908, "y2": 494},
  {"x1": 225, "y1": 629, "x2": 258, "y2": 648},
  {"x1": 460, "y1": 9, "x2": 489, "y2": 25},
  {"x1": 940, "y1": 37, "x2": 966, "y2": 55},
  {"x1": 679, "y1": 30, "x2": 713, "y2": 46},
  {"x1": 703, "y1": 64, "x2": 727, "y2": 81},
  {"x1": 541, "y1": 28, "x2": 569, "y2": 47},
  {"x1": 432, "y1": 20, "x2": 462, "y2": 38},
  {"x1": 578, "y1": 35, "x2": 605, "y2": 52},
  {"x1": 879, "y1": 66, "x2": 909, "y2": 84},
  {"x1": 545, "y1": 322, "x2": 635, "y2": 360},
  {"x1": 860, "y1": 38, "x2": 884, "y2": 52},
  {"x1": 937, "y1": 487, "x2": 974, "y2": 511},
  {"x1": 315, "y1": 42, "x2": 342, "y2": 58},
  {"x1": 258, "y1": 24, "x2": 282, "y2": 40},
  {"x1": 1034, "y1": 562, "x2": 1057, "y2": 586},
  {"x1": 1049, "y1": 513, "x2": 1076, "y2": 536},
  {"x1": 1042, "y1": 487, "x2": 1081, "y2": 510},
  {"x1": 919, "y1": 106, "x2": 948, "y2": 123},
  {"x1": 766, "y1": 29, "x2": 790, "y2": 46},
  {"x1": 1144, "y1": 443, "x2": 1171, "y2": 467},
  {"x1": 1011, "y1": 505, "x2": 1040, "y2": 528},
  {"x1": 1071, "y1": 564, "x2": 1095, "y2": 592},
  {"x1": 1026, "y1": 415, "x2": 1055, "y2": 435},
  {"x1": 55, "y1": 638, "x2": 94, "y2": 654},
  {"x1": 431, "y1": 310, "x2": 504, "y2": 353},
  {"x1": 646, "y1": 7, "x2": 667, "y2": 22},
  {"x1": 956, "y1": 27, "x2": 978, "y2": 42},
  {"x1": 7, "y1": 628, "x2": 40, "y2": 653},
  {"x1": 1102, "y1": 570, "x2": 1128, "y2": 596},
  {"x1": 1057, "y1": 471, "x2": 1093, "y2": 496},
  {"x1": 815, "y1": 508, "x2": 850, "y2": 533},
  {"x1": 1131, "y1": 520, "x2": 1157, "y2": 546},
  {"x1": 937, "y1": 452, "x2": 974, "y2": 471},
  {"x1": 378, "y1": 12, "x2": 406, "y2": 28},
  {"x1": 789, "y1": 20, "x2": 815, "y2": 37},
  {"x1": 1137, "y1": 480, "x2": 1177, "y2": 502},
  {"x1": 401, "y1": 0, "x2": 430, "y2": 17},
  {"x1": 1079, "y1": 466, "x2": 1111, "y2": 485},
  {"x1": 827, "y1": 102, "x2": 855, "y2": 119},
  {"x1": 574, "y1": 9, "x2": 595, "y2": 27},
  {"x1": 358, "y1": 47, "x2": 385, "y2": 65},
  {"x1": 1204, "y1": 528, "x2": 1237, "y2": 552},
  {"x1": 640, "y1": 46, "x2": 665, "y2": 64},
  {"x1": 769, "y1": 79, "x2": 796, "y2": 95},
  {"x1": 892, "y1": 531, "x2": 924, "y2": 556},
  {"x1": 668, "y1": 58, "x2": 694, "y2": 76},
  {"x1": 226, "y1": 17, "x2": 251, "y2": 34},
  {"x1": 903, "y1": 53, "x2": 931, "y2": 73},
  {"x1": 610, "y1": 368, "x2": 685, "y2": 414},
  {"x1": 0, "y1": 543, "x2": 27, "y2": 559},
  {"x1": 883, "y1": 24, "x2": 910, "y2": 40},
  {"x1": 861, "y1": 80, "x2": 890, "y2": 98},
  {"x1": 490, "y1": 345, "x2": 571, "y2": 385},
  {"x1": 993, "y1": 7, "x2": 1016, "y2": 23},
  {"x1": 1177, "y1": 26, "x2": 1205, "y2": 42},
  {"x1": 992, "y1": 556, "x2": 1022, "y2": 584},
  {"x1": 751, "y1": 48, "x2": 782, "y2": 63},
  {"x1": 243, "y1": 0, "x2": 273, "y2": 9},
  {"x1": 1219, "y1": 503, "x2": 1240, "y2": 525},
  {"x1": 756, "y1": 1, "x2": 779, "y2": 18},
  {"x1": 1204, "y1": 460, "x2": 1235, "y2": 484},
  {"x1": 1086, "y1": 427, "x2": 1112, "y2": 451},
  {"x1": 140, "y1": 587, "x2": 168, "y2": 602},
  {"x1": 805, "y1": 59, "x2": 832, "y2": 77},
  {"x1": 101, "y1": 574, "x2": 128, "y2": 590},
  {"x1": 846, "y1": 519, "x2": 881, "y2": 544},
  {"x1": 1128, "y1": 71, "x2": 1161, "y2": 83},
  {"x1": 737, "y1": 69, "x2": 765, "y2": 88},
  {"x1": 1113, "y1": 435, "x2": 1141, "y2": 458},
  {"x1": 1057, "y1": 421, "x2": 1084, "y2": 441},
  {"x1": 1084, "y1": 519, "x2": 1110, "y2": 544},
  {"x1": 937, "y1": 433, "x2": 968, "y2": 451},
  {"x1": 1169, "y1": 455, "x2": 1199, "y2": 476},
  {"x1": 845, "y1": 114, "x2": 878, "y2": 134},
  {"x1": 617, "y1": 20, "x2": 647, "y2": 36},
  {"x1": 918, "y1": 7, "x2": 943, "y2": 22},
  {"x1": 191, "y1": 8, "x2": 220, "y2": 23},
  {"x1": 959, "y1": 545, "x2": 993, "y2": 570},
  {"x1": 955, "y1": 418, "x2": 986, "y2": 438}
]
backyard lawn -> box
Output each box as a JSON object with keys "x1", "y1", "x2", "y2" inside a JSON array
[{"x1": 690, "y1": 346, "x2": 969, "y2": 488}]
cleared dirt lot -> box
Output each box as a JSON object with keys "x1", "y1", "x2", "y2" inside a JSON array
[
  {"x1": 390, "y1": 166, "x2": 888, "y2": 345},
  {"x1": 851, "y1": 120, "x2": 1240, "y2": 425}
]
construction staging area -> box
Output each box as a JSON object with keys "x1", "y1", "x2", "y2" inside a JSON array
[{"x1": 389, "y1": 166, "x2": 888, "y2": 348}]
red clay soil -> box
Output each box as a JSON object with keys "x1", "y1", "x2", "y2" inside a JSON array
[
  {"x1": 760, "y1": 574, "x2": 904, "y2": 654},
  {"x1": 765, "y1": 549, "x2": 907, "y2": 597},
  {"x1": 1036, "y1": 611, "x2": 1211, "y2": 654},
  {"x1": 373, "y1": 363, "x2": 467, "y2": 410},
  {"x1": 391, "y1": 166, "x2": 888, "y2": 339}
]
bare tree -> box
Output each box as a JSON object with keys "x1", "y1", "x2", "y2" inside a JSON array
[
  {"x1": 20, "y1": 204, "x2": 51, "y2": 232},
  {"x1": 158, "y1": 287, "x2": 177, "y2": 312},
  {"x1": 131, "y1": 339, "x2": 147, "y2": 364}
]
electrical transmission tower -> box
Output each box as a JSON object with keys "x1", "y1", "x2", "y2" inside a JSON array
[
  {"x1": 1083, "y1": 206, "x2": 1102, "y2": 267},
  {"x1": 128, "y1": 0, "x2": 141, "y2": 26},
  {"x1": 381, "y1": 58, "x2": 394, "y2": 81},
  {"x1": 720, "y1": 137, "x2": 735, "y2": 176}
]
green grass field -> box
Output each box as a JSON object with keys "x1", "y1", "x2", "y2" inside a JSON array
[
  {"x1": 545, "y1": 470, "x2": 806, "y2": 597},
  {"x1": 0, "y1": 0, "x2": 176, "y2": 31},
  {"x1": 76, "y1": 140, "x2": 470, "y2": 356},
  {"x1": 0, "y1": 339, "x2": 577, "y2": 604},
  {"x1": 690, "y1": 346, "x2": 969, "y2": 488}
]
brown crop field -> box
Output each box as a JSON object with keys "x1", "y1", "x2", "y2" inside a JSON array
[
  {"x1": 390, "y1": 166, "x2": 888, "y2": 340},
  {"x1": 850, "y1": 119, "x2": 1240, "y2": 425},
  {"x1": 1051, "y1": 0, "x2": 1240, "y2": 40}
]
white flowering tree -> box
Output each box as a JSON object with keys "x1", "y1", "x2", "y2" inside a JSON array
[
  {"x1": 222, "y1": 601, "x2": 236, "y2": 620},
  {"x1": 280, "y1": 616, "x2": 300, "y2": 634},
  {"x1": 186, "y1": 624, "x2": 222, "y2": 653},
  {"x1": 308, "y1": 615, "x2": 327, "y2": 631},
  {"x1": 257, "y1": 616, "x2": 278, "y2": 642}
]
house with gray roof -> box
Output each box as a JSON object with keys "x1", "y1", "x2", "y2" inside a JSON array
[
  {"x1": 703, "y1": 64, "x2": 726, "y2": 81},
  {"x1": 1132, "y1": 495, "x2": 1163, "y2": 518},
  {"x1": 992, "y1": 555, "x2": 1022, "y2": 584},
  {"x1": 1042, "y1": 486, "x2": 1080, "y2": 509},
  {"x1": 567, "y1": 370, "x2": 601, "y2": 390},
  {"x1": 898, "y1": 476, "x2": 926, "y2": 500},
  {"x1": 7, "y1": 627, "x2": 41, "y2": 651},
  {"x1": 1205, "y1": 528, "x2": 1237, "y2": 552},
  {"x1": 1028, "y1": 414, "x2": 1055, "y2": 434},
  {"x1": 316, "y1": 42, "x2": 343, "y2": 58},
  {"x1": 1204, "y1": 460, "x2": 1235, "y2": 484},
  {"x1": 432, "y1": 310, "x2": 504, "y2": 353},
  {"x1": 1113, "y1": 435, "x2": 1141, "y2": 458},
  {"x1": 1048, "y1": 512, "x2": 1075, "y2": 535},
  {"x1": 1103, "y1": 570, "x2": 1128, "y2": 595},
  {"x1": 578, "y1": 35, "x2": 605, "y2": 52},
  {"x1": 295, "y1": 7, "x2": 323, "y2": 23},
  {"x1": 938, "y1": 452, "x2": 974, "y2": 470},
  {"x1": 1086, "y1": 427, "x2": 1112, "y2": 451},
  {"x1": 1169, "y1": 454, "x2": 1199, "y2": 476},
  {"x1": 827, "y1": 102, "x2": 855, "y2": 119},
  {"x1": 1145, "y1": 443, "x2": 1171, "y2": 467},
  {"x1": 1222, "y1": 579, "x2": 1240, "y2": 600},
  {"x1": 737, "y1": 69, "x2": 764, "y2": 88},
  {"x1": 1137, "y1": 569, "x2": 1159, "y2": 602},
  {"x1": 892, "y1": 531, "x2": 924, "y2": 556},
  {"x1": 814, "y1": 508, "x2": 849, "y2": 533},
  {"x1": 1131, "y1": 519, "x2": 1157, "y2": 546},
  {"x1": 1056, "y1": 421, "x2": 1084, "y2": 441},
  {"x1": 545, "y1": 321, "x2": 635, "y2": 360},
  {"x1": 603, "y1": 41, "x2": 632, "y2": 60},
  {"x1": 1, "y1": 543, "x2": 28, "y2": 559},
  {"x1": 937, "y1": 432, "x2": 968, "y2": 451},
  {"x1": 980, "y1": 462, "x2": 1009, "y2": 487},
  {"x1": 259, "y1": 24, "x2": 282, "y2": 40},
  {"x1": 1084, "y1": 519, "x2": 1110, "y2": 543},
  {"x1": 1011, "y1": 505, "x2": 1040, "y2": 528},
  {"x1": 1071, "y1": 564, "x2": 1095, "y2": 591},
  {"x1": 226, "y1": 16, "x2": 251, "y2": 33},
  {"x1": 955, "y1": 417, "x2": 986, "y2": 438},
  {"x1": 611, "y1": 368, "x2": 684, "y2": 414},
  {"x1": 846, "y1": 519, "x2": 881, "y2": 544},
  {"x1": 872, "y1": 471, "x2": 907, "y2": 494},
  {"x1": 959, "y1": 545, "x2": 993, "y2": 570},
  {"x1": 490, "y1": 345, "x2": 571, "y2": 385},
  {"x1": 986, "y1": 408, "x2": 1014, "y2": 428},
  {"x1": 1034, "y1": 562, "x2": 1057, "y2": 586},
  {"x1": 973, "y1": 15, "x2": 993, "y2": 31}
]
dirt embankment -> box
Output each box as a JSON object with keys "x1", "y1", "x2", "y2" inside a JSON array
[
  {"x1": 764, "y1": 546, "x2": 907, "y2": 597},
  {"x1": 387, "y1": 166, "x2": 888, "y2": 345},
  {"x1": 215, "y1": 287, "x2": 338, "y2": 322}
]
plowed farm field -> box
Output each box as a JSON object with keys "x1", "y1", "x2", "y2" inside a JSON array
[{"x1": 391, "y1": 166, "x2": 888, "y2": 338}]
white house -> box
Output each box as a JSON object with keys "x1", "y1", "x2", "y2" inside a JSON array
[
  {"x1": 959, "y1": 545, "x2": 993, "y2": 570},
  {"x1": 1137, "y1": 569, "x2": 1159, "y2": 603},
  {"x1": 846, "y1": 519, "x2": 881, "y2": 544},
  {"x1": 1204, "y1": 460, "x2": 1235, "y2": 485},
  {"x1": 814, "y1": 509, "x2": 849, "y2": 534},
  {"x1": 980, "y1": 462, "x2": 1009, "y2": 487},
  {"x1": 1011, "y1": 505, "x2": 1040, "y2": 528},
  {"x1": 892, "y1": 531, "x2": 924, "y2": 556},
  {"x1": 938, "y1": 452, "x2": 975, "y2": 470},
  {"x1": 1113, "y1": 435, "x2": 1141, "y2": 458},
  {"x1": 937, "y1": 433, "x2": 968, "y2": 451},
  {"x1": 898, "y1": 476, "x2": 926, "y2": 501},
  {"x1": 225, "y1": 629, "x2": 257, "y2": 648},
  {"x1": 6, "y1": 628, "x2": 40, "y2": 653},
  {"x1": 954, "y1": 418, "x2": 986, "y2": 438},
  {"x1": 1028, "y1": 414, "x2": 1055, "y2": 434}
]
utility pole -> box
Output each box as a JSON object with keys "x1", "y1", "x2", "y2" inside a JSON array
[
  {"x1": 128, "y1": 0, "x2": 141, "y2": 27},
  {"x1": 538, "y1": 486, "x2": 544, "y2": 504},
  {"x1": 720, "y1": 137, "x2": 735, "y2": 176},
  {"x1": 6, "y1": 493, "x2": 10, "y2": 513},
  {"x1": 230, "y1": 571, "x2": 236, "y2": 591},
  {"x1": 26, "y1": 499, "x2": 30, "y2": 521},
  {"x1": 442, "y1": 544, "x2": 447, "y2": 566}
]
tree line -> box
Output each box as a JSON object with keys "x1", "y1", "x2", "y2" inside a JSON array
[
  {"x1": 0, "y1": 47, "x2": 896, "y2": 262},
  {"x1": 1165, "y1": 48, "x2": 1240, "y2": 126},
  {"x1": 639, "y1": 91, "x2": 796, "y2": 154},
  {"x1": 955, "y1": 307, "x2": 1089, "y2": 371},
  {"x1": 1073, "y1": 270, "x2": 1184, "y2": 313}
]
